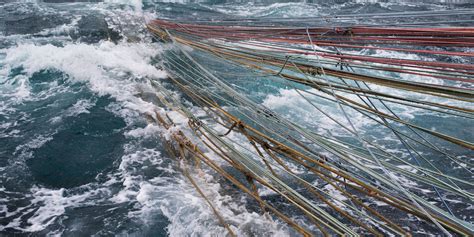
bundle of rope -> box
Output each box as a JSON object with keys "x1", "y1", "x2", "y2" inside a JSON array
[{"x1": 145, "y1": 11, "x2": 473, "y2": 236}]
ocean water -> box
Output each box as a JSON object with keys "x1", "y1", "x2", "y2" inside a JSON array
[{"x1": 0, "y1": 0, "x2": 473, "y2": 236}]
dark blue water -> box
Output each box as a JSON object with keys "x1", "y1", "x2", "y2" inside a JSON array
[{"x1": 0, "y1": 0, "x2": 472, "y2": 236}]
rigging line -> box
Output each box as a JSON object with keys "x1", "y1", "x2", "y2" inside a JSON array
[
  {"x1": 291, "y1": 73, "x2": 470, "y2": 191},
  {"x1": 305, "y1": 26, "x2": 453, "y2": 236},
  {"x1": 163, "y1": 49, "x2": 360, "y2": 181},
  {"x1": 254, "y1": 70, "x2": 473, "y2": 182},
  {"x1": 191, "y1": 43, "x2": 472, "y2": 170},
  {"x1": 355, "y1": 79, "x2": 473, "y2": 173},
  {"x1": 331, "y1": 52, "x2": 462, "y2": 213},
  {"x1": 150, "y1": 24, "x2": 472, "y2": 233},
  {"x1": 285, "y1": 61, "x2": 471, "y2": 199},
  {"x1": 167, "y1": 32, "x2": 372, "y2": 235},
  {"x1": 340, "y1": 71, "x2": 457, "y2": 215},
  {"x1": 209, "y1": 45, "x2": 470, "y2": 152}
]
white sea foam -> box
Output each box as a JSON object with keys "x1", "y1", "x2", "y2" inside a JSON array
[
  {"x1": 13, "y1": 134, "x2": 54, "y2": 160},
  {"x1": 132, "y1": 168, "x2": 290, "y2": 236},
  {"x1": 4, "y1": 42, "x2": 165, "y2": 83},
  {"x1": 125, "y1": 123, "x2": 164, "y2": 138},
  {"x1": 50, "y1": 98, "x2": 97, "y2": 123},
  {"x1": 0, "y1": 74, "x2": 32, "y2": 102},
  {"x1": 103, "y1": 0, "x2": 143, "y2": 12},
  {"x1": 114, "y1": 117, "x2": 291, "y2": 236},
  {"x1": 3, "y1": 42, "x2": 166, "y2": 117},
  {"x1": 11, "y1": 75, "x2": 32, "y2": 100},
  {"x1": 262, "y1": 88, "x2": 374, "y2": 137},
  {"x1": 1, "y1": 185, "x2": 110, "y2": 233},
  {"x1": 35, "y1": 15, "x2": 82, "y2": 38},
  {"x1": 207, "y1": 2, "x2": 320, "y2": 18}
]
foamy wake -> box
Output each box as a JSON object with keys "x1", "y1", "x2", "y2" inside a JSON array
[{"x1": 1, "y1": 26, "x2": 289, "y2": 235}]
